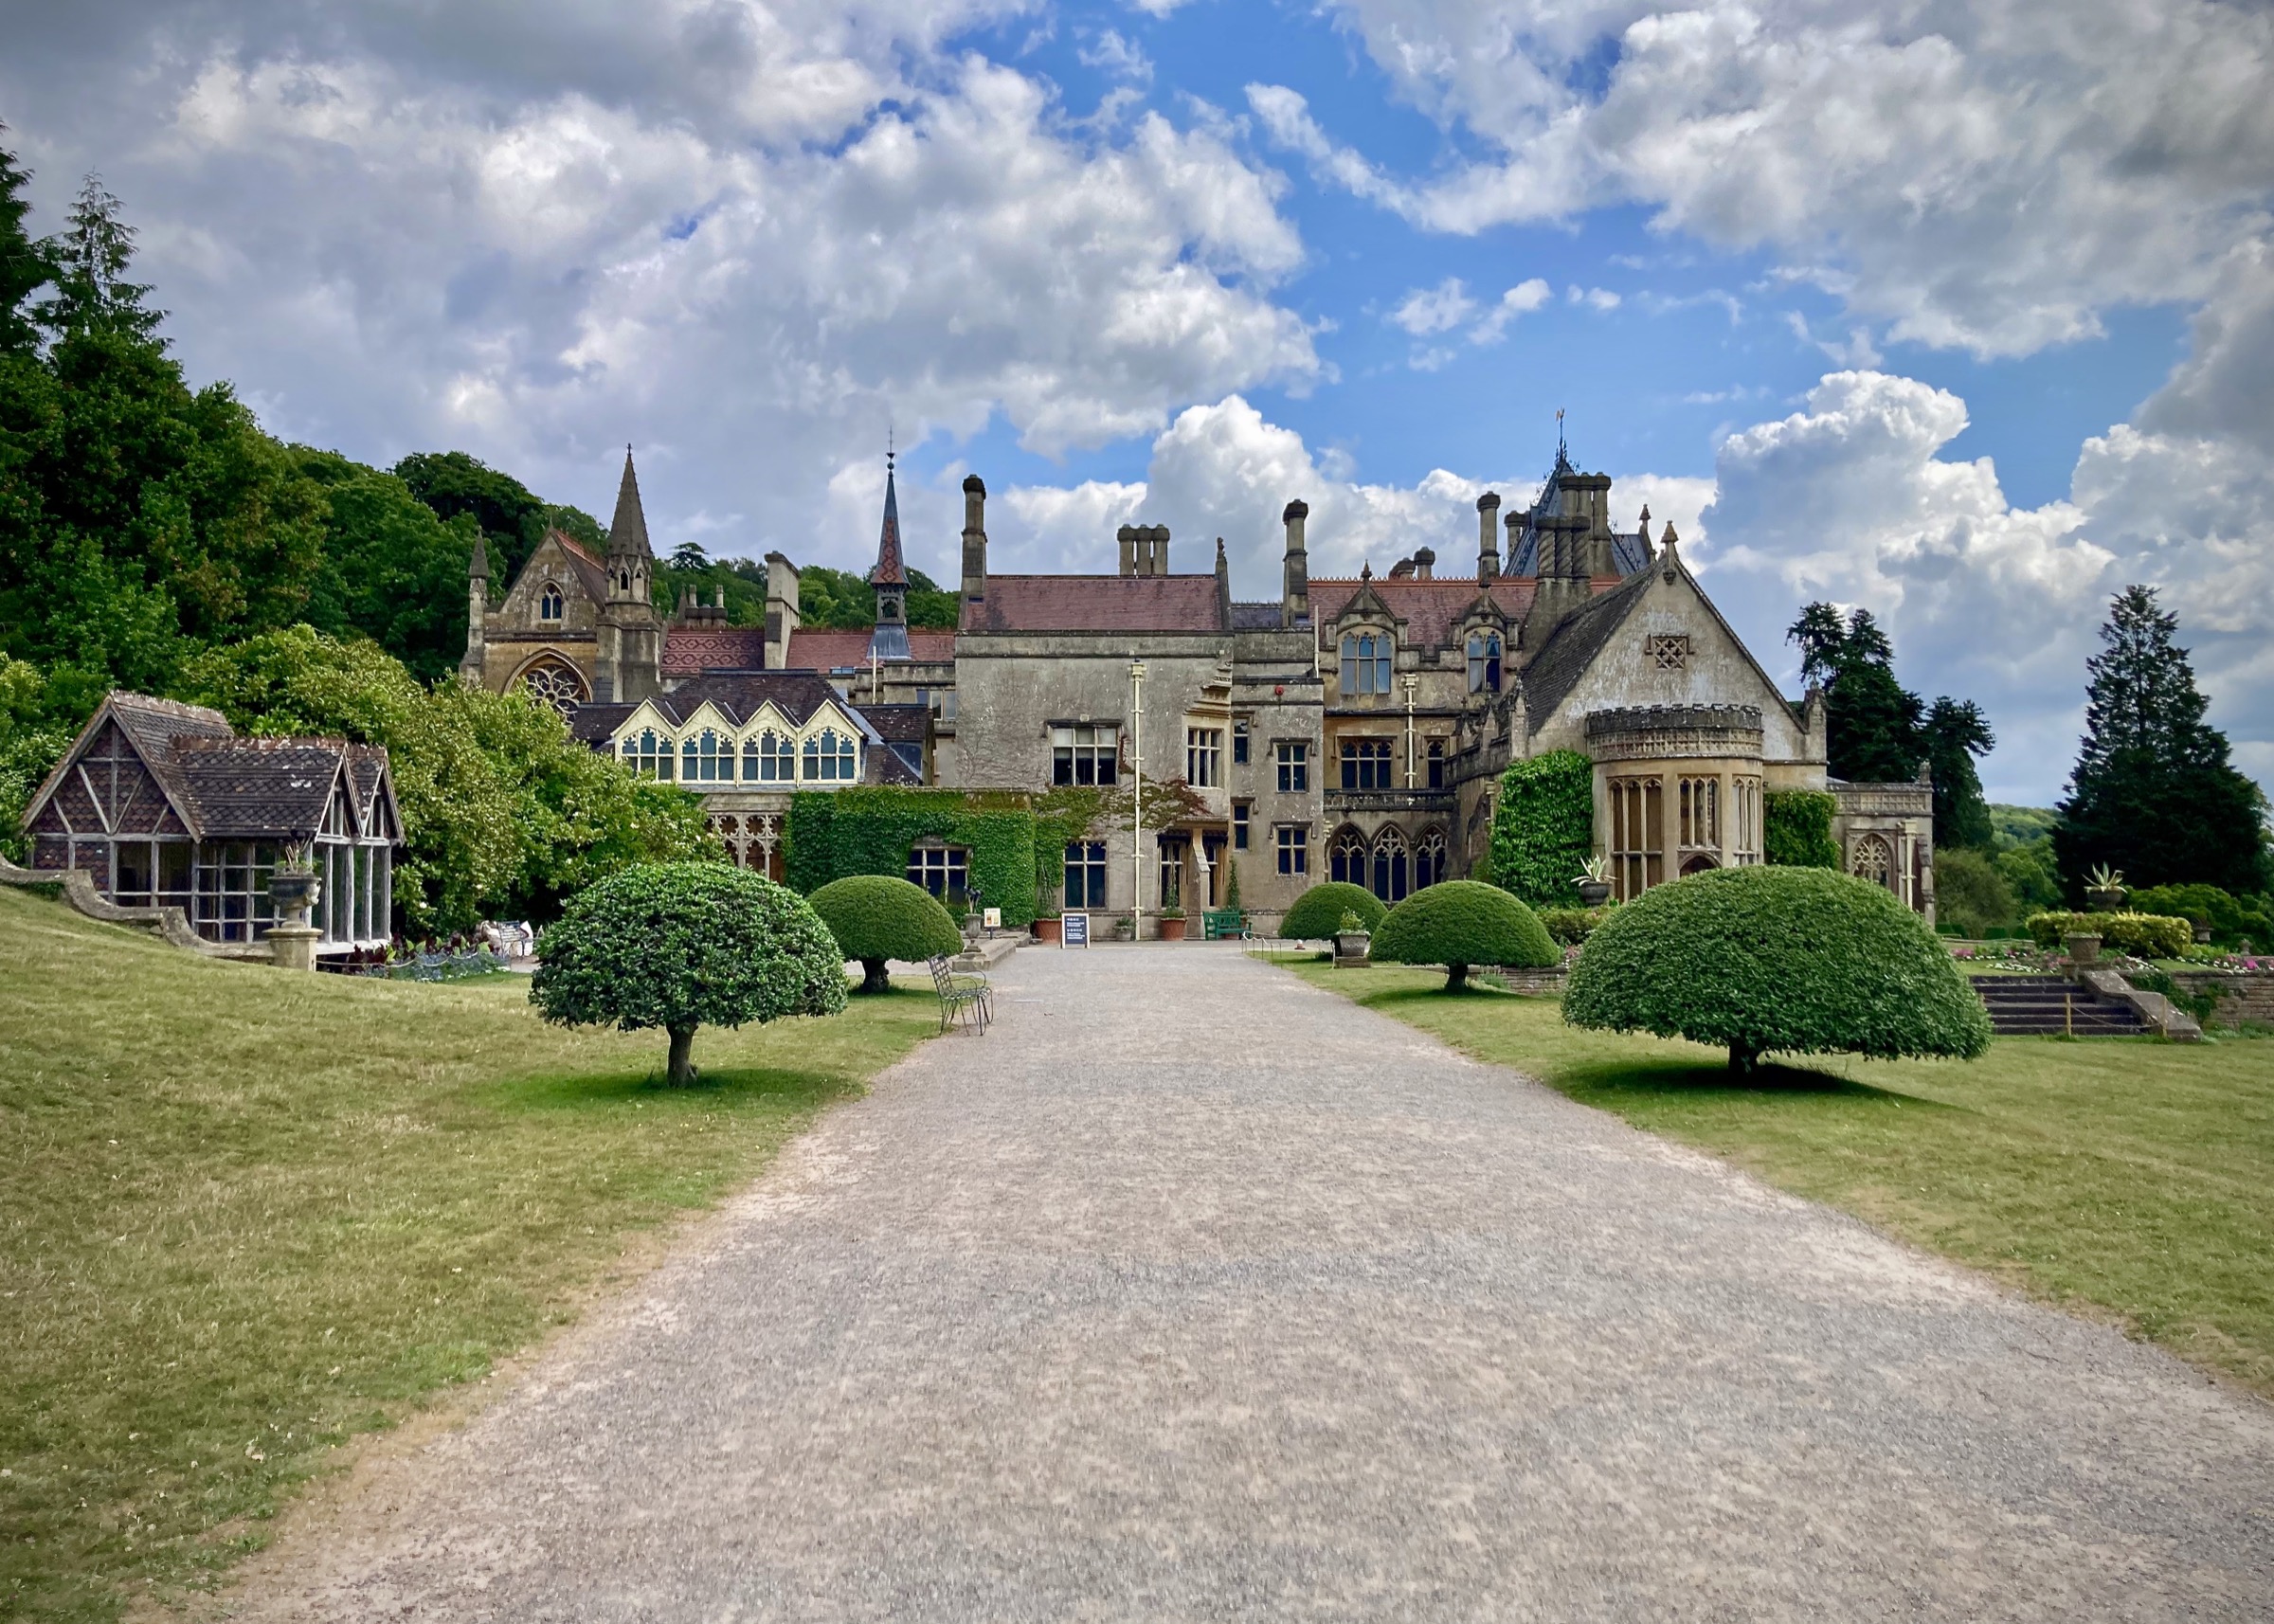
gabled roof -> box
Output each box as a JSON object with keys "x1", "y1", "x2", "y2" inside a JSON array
[
  {"x1": 570, "y1": 672, "x2": 870, "y2": 741},
  {"x1": 786, "y1": 627, "x2": 957, "y2": 669},
  {"x1": 546, "y1": 530, "x2": 613, "y2": 604},
  {"x1": 661, "y1": 626, "x2": 769, "y2": 677},
  {"x1": 860, "y1": 703, "x2": 931, "y2": 745},
  {"x1": 961, "y1": 574, "x2": 1225, "y2": 634},
  {"x1": 1517, "y1": 570, "x2": 1656, "y2": 724},
  {"x1": 869, "y1": 460, "x2": 907, "y2": 587},
  {"x1": 1308, "y1": 578, "x2": 1538, "y2": 649},
  {"x1": 605, "y1": 448, "x2": 652, "y2": 560}
]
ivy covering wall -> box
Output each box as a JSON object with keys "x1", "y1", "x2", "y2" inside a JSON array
[
  {"x1": 785, "y1": 788, "x2": 1039, "y2": 927},
  {"x1": 1488, "y1": 749, "x2": 1595, "y2": 907},
  {"x1": 1763, "y1": 789, "x2": 1841, "y2": 869}
]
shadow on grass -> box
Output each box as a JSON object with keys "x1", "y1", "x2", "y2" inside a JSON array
[
  {"x1": 496, "y1": 1066, "x2": 861, "y2": 1111},
  {"x1": 1555, "y1": 1056, "x2": 1959, "y2": 1110}
]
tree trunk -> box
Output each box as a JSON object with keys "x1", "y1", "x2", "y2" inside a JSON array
[
  {"x1": 1445, "y1": 962, "x2": 1470, "y2": 992},
  {"x1": 1728, "y1": 1042, "x2": 1759, "y2": 1076},
  {"x1": 666, "y1": 1024, "x2": 697, "y2": 1087},
  {"x1": 859, "y1": 957, "x2": 891, "y2": 994}
]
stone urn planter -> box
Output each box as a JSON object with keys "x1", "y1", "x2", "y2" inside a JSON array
[
  {"x1": 269, "y1": 866, "x2": 321, "y2": 916},
  {"x1": 1334, "y1": 929, "x2": 1371, "y2": 967},
  {"x1": 2084, "y1": 888, "x2": 2127, "y2": 912},
  {"x1": 1158, "y1": 913, "x2": 1188, "y2": 942},
  {"x1": 1576, "y1": 878, "x2": 1613, "y2": 908},
  {"x1": 1034, "y1": 916, "x2": 1063, "y2": 944},
  {"x1": 2065, "y1": 931, "x2": 2103, "y2": 966},
  {"x1": 2194, "y1": 926, "x2": 2214, "y2": 945}
]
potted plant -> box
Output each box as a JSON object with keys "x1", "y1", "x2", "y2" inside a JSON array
[
  {"x1": 1574, "y1": 855, "x2": 1614, "y2": 909},
  {"x1": 1334, "y1": 909, "x2": 1372, "y2": 967},
  {"x1": 1034, "y1": 911, "x2": 1064, "y2": 944},
  {"x1": 267, "y1": 847, "x2": 321, "y2": 921},
  {"x1": 1159, "y1": 904, "x2": 1187, "y2": 942},
  {"x1": 2064, "y1": 929, "x2": 2103, "y2": 966},
  {"x1": 2084, "y1": 864, "x2": 2128, "y2": 912}
]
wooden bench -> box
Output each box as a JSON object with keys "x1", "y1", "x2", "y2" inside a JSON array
[
  {"x1": 927, "y1": 954, "x2": 994, "y2": 1034},
  {"x1": 1201, "y1": 908, "x2": 1250, "y2": 941}
]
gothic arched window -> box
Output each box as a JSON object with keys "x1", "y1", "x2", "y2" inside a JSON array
[
  {"x1": 539, "y1": 582, "x2": 565, "y2": 623},
  {"x1": 803, "y1": 728, "x2": 857, "y2": 782},
  {"x1": 1466, "y1": 632, "x2": 1502, "y2": 693},
  {"x1": 682, "y1": 730, "x2": 729, "y2": 783},
  {"x1": 625, "y1": 728, "x2": 672, "y2": 780},
  {"x1": 1415, "y1": 827, "x2": 1447, "y2": 891},
  {"x1": 517, "y1": 657, "x2": 587, "y2": 714},
  {"x1": 1328, "y1": 827, "x2": 1368, "y2": 886},
  {"x1": 1340, "y1": 632, "x2": 1392, "y2": 695},
  {"x1": 750, "y1": 730, "x2": 793, "y2": 782},
  {"x1": 1372, "y1": 825, "x2": 1410, "y2": 903}
]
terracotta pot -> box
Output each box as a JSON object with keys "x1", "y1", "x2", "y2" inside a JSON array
[
  {"x1": 1034, "y1": 917, "x2": 1063, "y2": 944},
  {"x1": 1158, "y1": 916, "x2": 1187, "y2": 941}
]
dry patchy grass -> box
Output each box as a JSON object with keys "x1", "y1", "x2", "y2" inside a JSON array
[{"x1": 0, "y1": 886, "x2": 936, "y2": 1621}]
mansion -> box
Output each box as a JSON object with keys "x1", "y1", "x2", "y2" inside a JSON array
[{"x1": 460, "y1": 445, "x2": 1935, "y2": 930}]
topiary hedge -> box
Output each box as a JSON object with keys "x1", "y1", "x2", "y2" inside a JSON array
[
  {"x1": 1563, "y1": 866, "x2": 1992, "y2": 1073},
  {"x1": 1763, "y1": 789, "x2": 1840, "y2": 868},
  {"x1": 785, "y1": 787, "x2": 1038, "y2": 927},
  {"x1": 2024, "y1": 911, "x2": 2193, "y2": 959},
  {"x1": 807, "y1": 875, "x2": 963, "y2": 993},
  {"x1": 531, "y1": 862, "x2": 847, "y2": 1085},
  {"x1": 1370, "y1": 879, "x2": 1559, "y2": 990},
  {"x1": 1281, "y1": 882, "x2": 1386, "y2": 941},
  {"x1": 1488, "y1": 749, "x2": 1594, "y2": 905}
]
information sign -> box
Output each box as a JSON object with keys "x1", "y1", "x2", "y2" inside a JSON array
[{"x1": 1062, "y1": 911, "x2": 1090, "y2": 947}]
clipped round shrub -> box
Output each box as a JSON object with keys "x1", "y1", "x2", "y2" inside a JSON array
[
  {"x1": 1371, "y1": 879, "x2": 1559, "y2": 990},
  {"x1": 532, "y1": 862, "x2": 848, "y2": 1086},
  {"x1": 807, "y1": 874, "x2": 963, "y2": 993},
  {"x1": 1281, "y1": 882, "x2": 1387, "y2": 942},
  {"x1": 1563, "y1": 866, "x2": 1992, "y2": 1074}
]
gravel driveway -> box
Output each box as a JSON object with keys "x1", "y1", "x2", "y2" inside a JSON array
[{"x1": 239, "y1": 944, "x2": 2274, "y2": 1621}]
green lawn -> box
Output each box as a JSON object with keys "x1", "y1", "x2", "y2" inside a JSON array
[
  {"x1": 0, "y1": 885, "x2": 936, "y2": 1623},
  {"x1": 1281, "y1": 955, "x2": 2274, "y2": 1398}
]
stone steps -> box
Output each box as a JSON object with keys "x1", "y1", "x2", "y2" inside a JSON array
[{"x1": 1969, "y1": 975, "x2": 2148, "y2": 1037}]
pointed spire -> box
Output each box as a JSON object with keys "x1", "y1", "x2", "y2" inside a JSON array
[
  {"x1": 607, "y1": 445, "x2": 652, "y2": 560},
  {"x1": 870, "y1": 449, "x2": 907, "y2": 586},
  {"x1": 468, "y1": 530, "x2": 490, "y2": 583}
]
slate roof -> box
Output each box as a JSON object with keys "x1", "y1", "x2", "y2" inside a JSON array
[
  {"x1": 861, "y1": 703, "x2": 931, "y2": 745},
  {"x1": 1515, "y1": 571, "x2": 1655, "y2": 725},
  {"x1": 1231, "y1": 601, "x2": 1288, "y2": 631},
  {"x1": 961, "y1": 574, "x2": 1225, "y2": 634},
  {"x1": 573, "y1": 673, "x2": 859, "y2": 738},
  {"x1": 786, "y1": 627, "x2": 957, "y2": 668},
  {"x1": 25, "y1": 693, "x2": 399, "y2": 844},
  {"x1": 661, "y1": 626, "x2": 770, "y2": 676},
  {"x1": 1506, "y1": 528, "x2": 1651, "y2": 577},
  {"x1": 1308, "y1": 578, "x2": 1538, "y2": 649},
  {"x1": 551, "y1": 531, "x2": 613, "y2": 604}
]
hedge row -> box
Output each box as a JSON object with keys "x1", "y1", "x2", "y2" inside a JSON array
[
  {"x1": 1488, "y1": 749, "x2": 1594, "y2": 906},
  {"x1": 2024, "y1": 911, "x2": 2193, "y2": 959}
]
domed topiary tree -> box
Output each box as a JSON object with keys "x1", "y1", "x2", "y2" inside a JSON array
[
  {"x1": 532, "y1": 862, "x2": 848, "y2": 1086},
  {"x1": 807, "y1": 874, "x2": 963, "y2": 993},
  {"x1": 1369, "y1": 879, "x2": 1559, "y2": 990},
  {"x1": 1281, "y1": 881, "x2": 1388, "y2": 942},
  {"x1": 1563, "y1": 865, "x2": 1993, "y2": 1074}
]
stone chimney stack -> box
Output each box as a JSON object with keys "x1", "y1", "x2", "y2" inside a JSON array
[
  {"x1": 764, "y1": 551, "x2": 802, "y2": 670},
  {"x1": 1281, "y1": 498, "x2": 1309, "y2": 628},
  {"x1": 1414, "y1": 547, "x2": 1435, "y2": 581},
  {"x1": 960, "y1": 475, "x2": 987, "y2": 603},
  {"x1": 1147, "y1": 525, "x2": 1169, "y2": 576},
  {"x1": 1476, "y1": 492, "x2": 1501, "y2": 583},
  {"x1": 1118, "y1": 524, "x2": 1138, "y2": 578}
]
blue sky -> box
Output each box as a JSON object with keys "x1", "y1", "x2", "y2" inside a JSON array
[{"x1": 2, "y1": 0, "x2": 2268, "y2": 805}]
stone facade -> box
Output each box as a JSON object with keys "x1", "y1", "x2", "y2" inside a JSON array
[{"x1": 460, "y1": 440, "x2": 1937, "y2": 929}]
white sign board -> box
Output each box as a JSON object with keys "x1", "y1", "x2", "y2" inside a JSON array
[
  {"x1": 983, "y1": 908, "x2": 1002, "y2": 929},
  {"x1": 1062, "y1": 911, "x2": 1090, "y2": 947}
]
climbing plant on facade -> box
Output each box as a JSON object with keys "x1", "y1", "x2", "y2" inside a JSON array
[{"x1": 1487, "y1": 749, "x2": 1595, "y2": 907}]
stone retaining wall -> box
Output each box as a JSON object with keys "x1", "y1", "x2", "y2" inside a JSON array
[
  {"x1": 1497, "y1": 965, "x2": 1570, "y2": 997},
  {"x1": 2168, "y1": 971, "x2": 2274, "y2": 1028}
]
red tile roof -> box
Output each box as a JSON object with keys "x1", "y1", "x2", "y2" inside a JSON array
[
  {"x1": 1308, "y1": 578, "x2": 1537, "y2": 649},
  {"x1": 661, "y1": 627, "x2": 768, "y2": 675},
  {"x1": 962, "y1": 574, "x2": 1224, "y2": 634},
  {"x1": 785, "y1": 628, "x2": 957, "y2": 669}
]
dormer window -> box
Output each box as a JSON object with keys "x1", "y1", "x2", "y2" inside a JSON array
[
  {"x1": 539, "y1": 583, "x2": 565, "y2": 623},
  {"x1": 1467, "y1": 632, "x2": 1503, "y2": 693},
  {"x1": 1340, "y1": 632, "x2": 1392, "y2": 695}
]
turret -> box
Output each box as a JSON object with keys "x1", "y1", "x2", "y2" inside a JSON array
[
  {"x1": 459, "y1": 532, "x2": 490, "y2": 684},
  {"x1": 1281, "y1": 498, "x2": 1309, "y2": 628}
]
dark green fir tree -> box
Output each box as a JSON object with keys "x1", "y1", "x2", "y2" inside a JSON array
[
  {"x1": 2054, "y1": 585, "x2": 2272, "y2": 900},
  {"x1": 1922, "y1": 697, "x2": 1995, "y2": 851},
  {"x1": 1787, "y1": 604, "x2": 1925, "y2": 783},
  {"x1": 0, "y1": 125, "x2": 51, "y2": 355}
]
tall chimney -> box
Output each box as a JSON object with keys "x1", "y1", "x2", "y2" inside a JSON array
[
  {"x1": 960, "y1": 475, "x2": 987, "y2": 602},
  {"x1": 1476, "y1": 492, "x2": 1501, "y2": 583},
  {"x1": 1149, "y1": 525, "x2": 1169, "y2": 576},
  {"x1": 1414, "y1": 547, "x2": 1435, "y2": 581},
  {"x1": 764, "y1": 550, "x2": 802, "y2": 670},
  {"x1": 1281, "y1": 498, "x2": 1309, "y2": 628},
  {"x1": 1118, "y1": 524, "x2": 1138, "y2": 578},
  {"x1": 1506, "y1": 509, "x2": 1523, "y2": 575}
]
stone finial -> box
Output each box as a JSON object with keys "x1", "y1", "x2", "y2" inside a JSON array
[
  {"x1": 1659, "y1": 521, "x2": 1681, "y2": 582},
  {"x1": 1360, "y1": 561, "x2": 1373, "y2": 582}
]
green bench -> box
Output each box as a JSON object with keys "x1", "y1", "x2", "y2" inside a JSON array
[{"x1": 1201, "y1": 908, "x2": 1250, "y2": 941}]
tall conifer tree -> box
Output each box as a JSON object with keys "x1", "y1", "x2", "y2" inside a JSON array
[
  {"x1": 0, "y1": 126, "x2": 50, "y2": 354},
  {"x1": 1787, "y1": 604, "x2": 1925, "y2": 783},
  {"x1": 34, "y1": 174, "x2": 163, "y2": 341},
  {"x1": 2054, "y1": 586, "x2": 2271, "y2": 898},
  {"x1": 1922, "y1": 697, "x2": 1995, "y2": 850}
]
